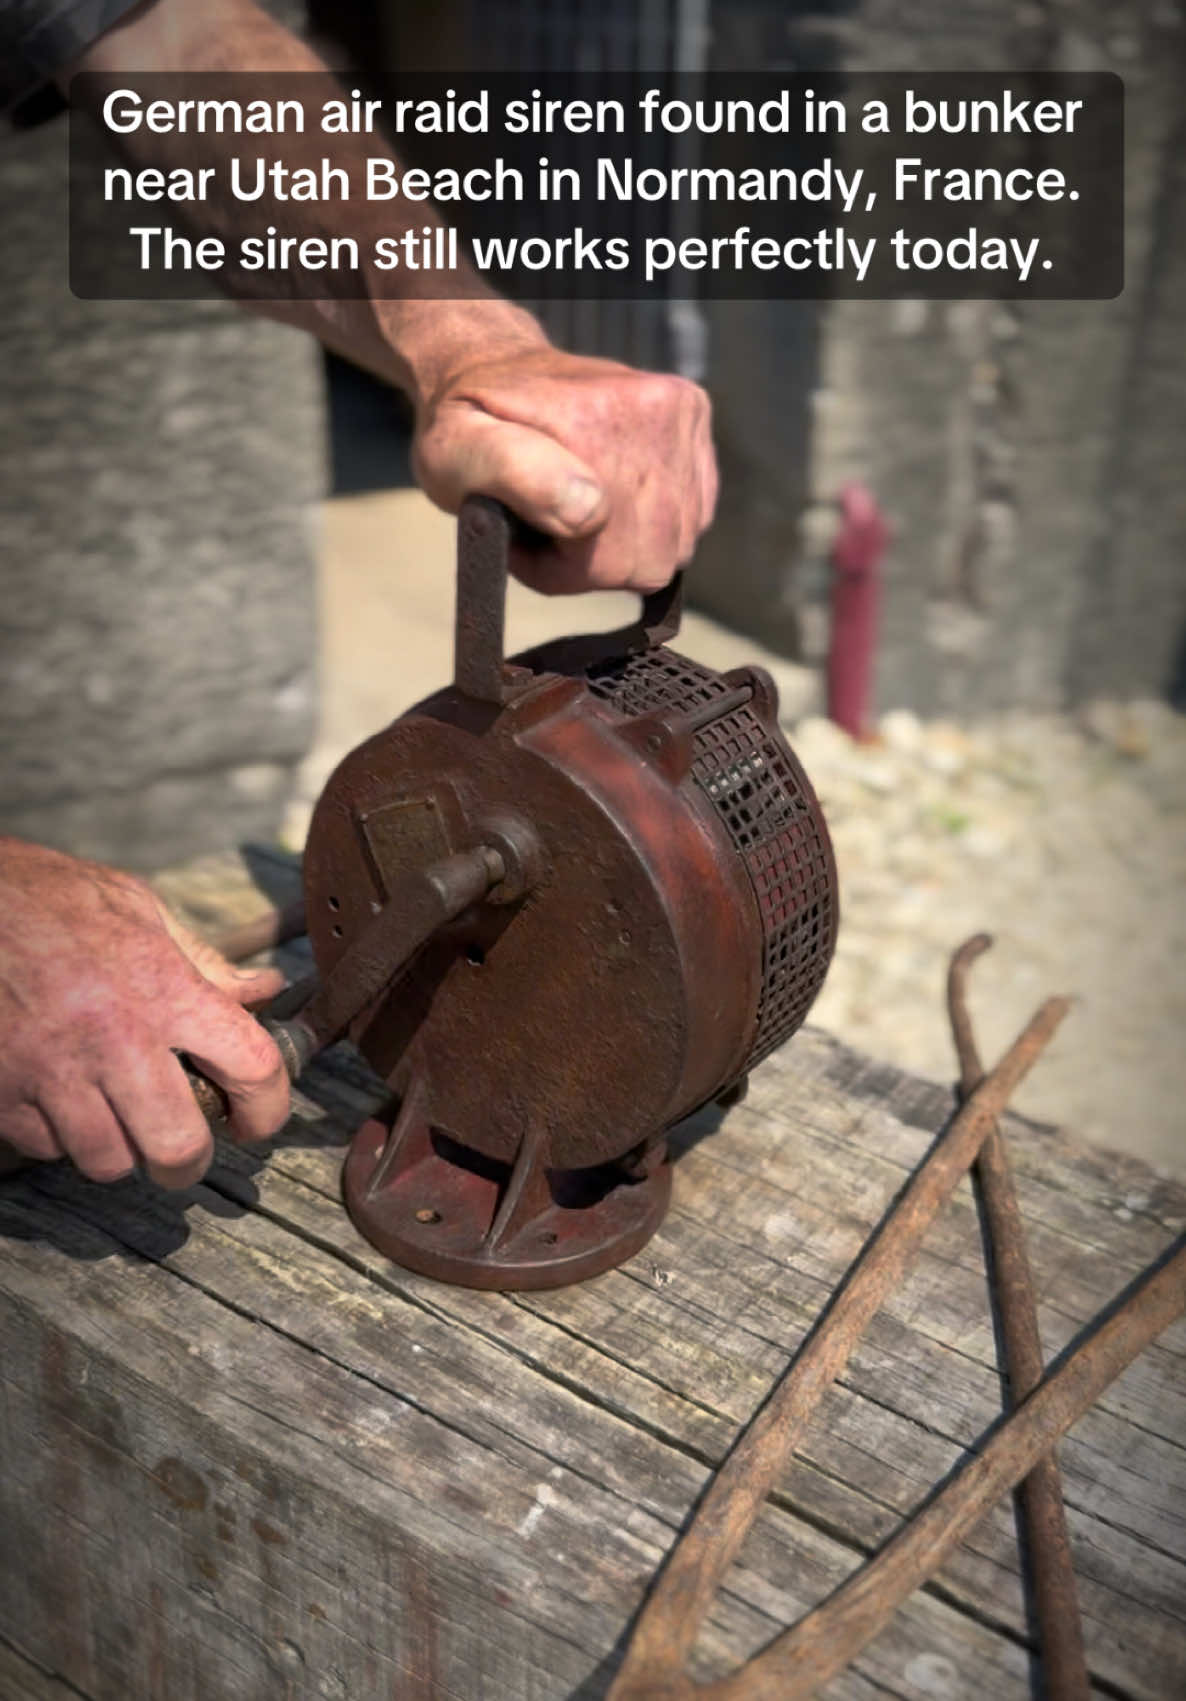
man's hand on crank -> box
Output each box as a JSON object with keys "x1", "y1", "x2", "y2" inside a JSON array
[
  {"x1": 69, "y1": 0, "x2": 719, "y2": 593},
  {"x1": 0, "y1": 839, "x2": 289, "y2": 1188},
  {"x1": 408, "y1": 328, "x2": 717, "y2": 596}
]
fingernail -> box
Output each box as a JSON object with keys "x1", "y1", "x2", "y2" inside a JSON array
[{"x1": 554, "y1": 475, "x2": 604, "y2": 531}]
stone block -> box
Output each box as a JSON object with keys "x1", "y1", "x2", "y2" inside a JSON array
[{"x1": 0, "y1": 112, "x2": 323, "y2": 869}]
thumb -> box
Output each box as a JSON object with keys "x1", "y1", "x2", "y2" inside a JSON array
[
  {"x1": 162, "y1": 912, "x2": 287, "y2": 1008},
  {"x1": 415, "y1": 411, "x2": 610, "y2": 539}
]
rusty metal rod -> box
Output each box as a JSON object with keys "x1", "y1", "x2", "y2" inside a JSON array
[
  {"x1": 949, "y1": 936, "x2": 1089, "y2": 1701},
  {"x1": 706, "y1": 1235, "x2": 1186, "y2": 1701},
  {"x1": 608, "y1": 994, "x2": 1071, "y2": 1701}
]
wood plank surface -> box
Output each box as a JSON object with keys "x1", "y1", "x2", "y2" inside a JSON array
[
  {"x1": 0, "y1": 849, "x2": 1182, "y2": 1701},
  {"x1": 0, "y1": 1639, "x2": 82, "y2": 1700}
]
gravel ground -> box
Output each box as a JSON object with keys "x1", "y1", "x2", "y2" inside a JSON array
[{"x1": 791, "y1": 700, "x2": 1186, "y2": 1175}]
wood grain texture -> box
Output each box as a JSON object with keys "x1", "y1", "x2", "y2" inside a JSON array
[
  {"x1": 0, "y1": 849, "x2": 1183, "y2": 1701},
  {"x1": 0, "y1": 1637, "x2": 84, "y2": 1700}
]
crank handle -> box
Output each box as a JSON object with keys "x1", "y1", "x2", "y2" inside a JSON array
[
  {"x1": 182, "y1": 840, "x2": 519, "y2": 1130},
  {"x1": 181, "y1": 1011, "x2": 319, "y2": 1129}
]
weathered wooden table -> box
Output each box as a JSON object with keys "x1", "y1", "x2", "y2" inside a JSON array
[{"x1": 1, "y1": 852, "x2": 1183, "y2": 1701}]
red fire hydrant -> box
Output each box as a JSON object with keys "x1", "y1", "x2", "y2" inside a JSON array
[{"x1": 827, "y1": 483, "x2": 889, "y2": 742}]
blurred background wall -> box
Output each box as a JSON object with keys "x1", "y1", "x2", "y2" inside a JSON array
[
  {"x1": 0, "y1": 0, "x2": 320, "y2": 871},
  {"x1": 2, "y1": 0, "x2": 1184, "y2": 871},
  {"x1": 313, "y1": 0, "x2": 1186, "y2": 714}
]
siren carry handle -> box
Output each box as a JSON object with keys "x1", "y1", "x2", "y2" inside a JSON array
[{"x1": 453, "y1": 494, "x2": 683, "y2": 707}]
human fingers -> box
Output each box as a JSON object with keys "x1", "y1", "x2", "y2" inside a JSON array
[
  {"x1": 161, "y1": 910, "x2": 287, "y2": 1008},
  {"x1": 414, "y1": 409, "x2": 611, "y2": 540},
  {"x1": 0, "y1": 1104, "x2": 62, "y2": 1164},
  {"x1": 642, "y1": 378, "x2": 715, "y2": 574},
  {"x1": 504, "y1": 535, "x2": 600, "y2": 597},
  {"x1": 695, "y1": 388, "x2": 719, "y2": 534},
  {"x1": 172, "y1": 985, "x2": 290, "y2": 1146},
  {"x1": 104, "y1": 1047, "x2": 215, "y2": 1190},
  {"x1": 38, "y1": 1084, "x2": 137, "y2": 1184}
]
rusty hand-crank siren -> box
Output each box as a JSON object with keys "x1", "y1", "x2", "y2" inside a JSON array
[{"x1": 204, "y1": 497, "x2": 839, "y2": 1289}]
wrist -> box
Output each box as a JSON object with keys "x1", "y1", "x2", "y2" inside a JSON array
[{"x1": 373, "y1": 297, "x2": 550, "y2": 410}]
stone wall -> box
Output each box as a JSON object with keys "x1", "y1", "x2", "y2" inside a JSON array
[
  {"x1": 0, "y1": 63, "x2": 322, "y2": 870},
  {"x1": 693, "y1": 0, "x2": 1186, "y2": 716},
  {"x1": 7, "y1": 0, "x2": 1180, "y2": 886}
]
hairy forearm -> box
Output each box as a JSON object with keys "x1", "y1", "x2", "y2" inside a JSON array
[{"x1": 67, "y1": 0, "x2": 547, "y2": 403}]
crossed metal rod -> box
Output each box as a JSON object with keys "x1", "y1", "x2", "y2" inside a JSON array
[
  {"x1": 216, "y1": 908, "x2": 1181, "y2": 1696},
  {"x1": 609, "y1": 938, "x2": 1185, "y2": 1701}
]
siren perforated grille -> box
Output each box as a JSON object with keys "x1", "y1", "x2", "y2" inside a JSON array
[{"x1": 587, "y1": 648, "x2": 837, "y2": 1066}]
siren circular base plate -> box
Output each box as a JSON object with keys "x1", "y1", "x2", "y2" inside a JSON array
[{"x1": 343, "y1": 1113, "x2": 673, "y2": 1293}]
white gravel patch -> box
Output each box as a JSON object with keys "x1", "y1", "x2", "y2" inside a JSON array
[{"x1": 788, "y1": 699, "x2": 1186, "y2": 1174}]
